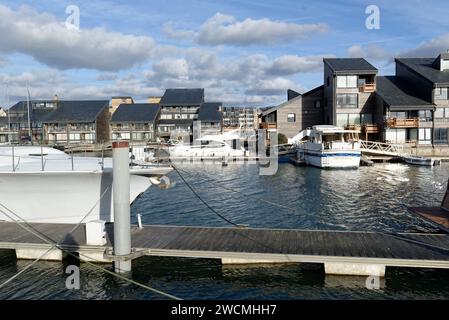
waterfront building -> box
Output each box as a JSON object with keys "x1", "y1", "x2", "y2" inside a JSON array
[
  {"x1": 6, "y1": 99, "x2": 110, "y2": 144},
  {"x1": 110, "y1": 103, "x2": 160, "y2": 142},
  {"x1": 222, "y1": 107, "x2": 258, "y2": 131},
  {"x1": 323, "y1": 58, "x2": 379, "y2": 140},
  {"x1": 158, "y1": 88, "x2": 204, "y2": 139},
  {"x1": 259, "y1": 87, "x2": 324, "y2": 139},
  {"x1": 196, "y1": 102, "x2": 223, "y2": 136},
  {"x1": 110, "y1": 96, "x2": 134, "y2": 115}
]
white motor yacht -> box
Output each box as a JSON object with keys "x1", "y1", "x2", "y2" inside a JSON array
[
  {"x1": 0, "y1": 146, "x2": 172, "y2": 224},
  {"x1": 289, "y1": 125, "x2": 361, "y2": 168}
]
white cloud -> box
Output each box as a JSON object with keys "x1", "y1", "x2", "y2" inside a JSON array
[
  {"x1": 267, "y1": 55, "x2": 330, "y2": 76},
  {"x1": 246, "y1": 77, "x2": 299, "y2": 96},
  {"x1": 347, "y1": 44, "x2": 391, "y2": 61},
  {"x1": 399, "y1": 33, "x2": 449, "y2": 57},
  {"x1": 166, "y1": 12, "x2": 328, "y2": 46},
  {"x1": 96, "y1": 73, "x2": 118, "y2": 81},
  {"x1": 0, "y1": 4, "x2": 155, "y2": 71}
]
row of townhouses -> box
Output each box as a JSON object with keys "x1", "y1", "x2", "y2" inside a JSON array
[
  {"x1": 260, "y1": 52, "x2": 449, "y2": 155},
  {"x1": 0, "y1": 89, "x2": 258, "y2": 145}
]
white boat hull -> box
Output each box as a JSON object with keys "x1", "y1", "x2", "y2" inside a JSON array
[
  {"x1": 299, "y1": 150, "x2": 361, "y2": 168},
  {"x1": 0, "y1": 170, "x2": 152, "y2": 224}
]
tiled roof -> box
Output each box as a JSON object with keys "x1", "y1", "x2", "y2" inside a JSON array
[
  {"x1": 377, "y1": 76, "x2": 435, "y2": 110},
  {"x1": 324, "y1": 58, "x2": 378, "y2": 74},
  {"x1": 111, "y1": 103, "x2": 160, "y2": 123},
  {"x1": 44, "y1": 100, "x2": 109, "y2": 123},
  {"x1": 396, "y1": 58, "x2": 449, "y2": 85},
  {"x1": 160, "y1": 88, "x2": 204, "y2": 106},
  {"x1": 198, "y1": 102, "x2": 222, "y2": 122}
]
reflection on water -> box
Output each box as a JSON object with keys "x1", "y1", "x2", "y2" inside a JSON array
[{"x1": 1, "y1": 162, "x2": 449, "y2": 299}]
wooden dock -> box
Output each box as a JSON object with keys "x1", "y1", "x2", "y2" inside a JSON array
[{"x1": 1, "y1": 222, "x2": 449, "y2": 276}]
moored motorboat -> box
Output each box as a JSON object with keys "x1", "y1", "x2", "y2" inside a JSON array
[
  {"x1": 0, "y1": 145, "x2": 172, "y2": 224},
  {"x1": 289, "y1": 125, "x2": 361, "y2": 169}
]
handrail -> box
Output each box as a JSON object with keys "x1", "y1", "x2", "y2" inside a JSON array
[{"x1": 360, "y1": 140, "x2": 404, "y2": 155}]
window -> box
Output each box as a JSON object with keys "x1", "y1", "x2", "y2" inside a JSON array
[
  {"x1": 435, "y1": 108, "x2": 445, "y2": 118},
  {"x1": 287, "y1": 113, "x2": 296, "y2": 122},
  {"x1": 336, "y1": 114, "x2": 360, "y2": 126},
  {"x1": 419, "y1": 110, "x2": 432, "y2": 122},
  {"x1": 435, "y1": 87, "x2": 448, "y2": 100},
  {"x1": 361, "y1": 114, "x2": 373, "y2": 124},
  {"x1": 337, "y1": 75, "x2": 357, "y2": 88},
  {"x1": 434, "y1": 128, "x2": 448, "y2": 145},
  {"x1": 314, "y1": 100, "x2": 321, "y2": 108},
  {"x1": 337, "y1": 94, "x2": 358, "y2": 108},
  {"x1": 419, "y1": 128, "x2": 432, "y2": 144}
]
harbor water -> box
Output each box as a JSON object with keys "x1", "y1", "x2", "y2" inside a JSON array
[{"x1": 1, "y1": 162, "x2": 449, "y2": 299}]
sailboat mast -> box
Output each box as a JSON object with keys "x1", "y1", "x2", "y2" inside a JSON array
[{"x1": 26, "y1": 84, "x2": 31, "y2": 142}]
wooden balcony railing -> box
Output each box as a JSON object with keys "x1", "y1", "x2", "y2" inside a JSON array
[
  {"x1": 259, "y1": 122, "x2": 277, "y2": 130},
  {"x1": 358, "y1": 83, "x2": 376, "y2": 93},
  {"x1": 385, "y1": 118, "x2": 419, "y2": 128},
  {"x1": 362, "y1": 124, "x2": 379, "y2": 133}
]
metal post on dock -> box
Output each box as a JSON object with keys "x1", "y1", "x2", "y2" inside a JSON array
[
  {"x1": 11, "y1": 145, "x2": 15, "y2": 172},
  {"x1": 112, "y1": 141, "x2": 132, "y2": 273}
]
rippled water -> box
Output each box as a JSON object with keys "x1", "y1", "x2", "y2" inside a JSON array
[{"x1": 1, "y1": 162, "x2": 449, "y2": 299}]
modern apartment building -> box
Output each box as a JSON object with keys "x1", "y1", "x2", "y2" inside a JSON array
[
  {"x1": 376, "y1": 53, "x2": 449, "y2": 154},
  {"x1": 259, "y1": 87, "x2": 324, "y2": 139},
  {"x1": 222, "y1": 107, "x2": 258, "y2": 130},
  {"x1": 5, "y1": 99, "x2": 110, "y2": 144},
  {"x1": 196, "y1": 102, "x2": 223, "y2": 136},
  {"x1": 158, "y1": 88, "x2": 204, "y2": 139},
  {"x1": 323, "y1": 58, "x2": 379, "y2": 140},
  {"x1": 110, "y1": 103, "x2": 160, "y2": 142}
]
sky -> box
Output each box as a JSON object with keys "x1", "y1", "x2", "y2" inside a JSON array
[{"x1": 0, "y1": 0, "x2": 449, "y2": 108}]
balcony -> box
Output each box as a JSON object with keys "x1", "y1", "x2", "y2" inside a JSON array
[
  {"x1": 362, "y1": 124, "x2": 379, "y2": 133},
  {"x1": 358, "y1": 83, "x2": 376, "y2": 93},
  {"x1": 259, "y1": 122, "x2": 277, "y2": 130},
  {"x1": 385, "y1": 118, "x2": 419, "y2": 128}
]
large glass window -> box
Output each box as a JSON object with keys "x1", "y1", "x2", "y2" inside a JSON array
[
  {"x1": 419, "y1": 110, "x2": 433, "y2": 122},
  {"x1": 337, "y1": 75, "x2": 357, "y2": 88},
  {"x1": 435, "y1": 108, "x2": 445, "y2": 118},
  {"x1": 434, "y1": 128, "x2": 448, "y2": 145},
  {"x1": 337, "y1": 94, "x2": 358, "y2": 108},
  {"x1": 336, "y1": 113, "x2": 360, "y2": 126},
  {"x1": 361, "y1": 114, "x2": 373, "y2": 124},
  {"x1": 435, "y1": 88, "x2": 448, "y2": 100},
  {"x1": 419, "y1": 128, "x2": 432, "y2": 144}
]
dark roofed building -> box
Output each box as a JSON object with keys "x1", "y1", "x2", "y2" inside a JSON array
[
  {"x1": 396, "y1": 58, "x2": 449, "y2": 86},
  {"x1": 111, "y1": 104, "x2": 160, "y2": 142},
  {"x1": 42, "y1": 100, "x2": 110, "y2": 145},
  {"x1": 377, "y1": 76, "x2": 435, "y2": 111},
  {"x1": 324, "y1": 58, "x2": 378, "y2": 74},
  {"x1": 160, "y1": 88, "x2": 204, "y2": 106},
  {"x1": 197, "y1": 102, "x2": 222, "y2": 135},
  {"x1": 44, "y1": 100, "x2": 109, "y2": 123},
  {"x1": 158, "y1": 88, "x2": 208, "y2": 140},
  {"x1": 6, "y1": 99, "x2": 111, "y2": 145}
]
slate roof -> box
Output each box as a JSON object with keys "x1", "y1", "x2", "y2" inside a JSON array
[
  {"x1": 198, "y1": 102, "x2": 222, "y2": 122},
  {"x1": 44, "y1": 100, "x2": 109, "y2": 123},
  {"x1": 324, "y1": 58, "x2": 378, "y2": 74},
  {"x1": 111, "y1": 103, "x2": 160, "y2": 123},
  {"x1": 396, "y1": 58, "x2": 449, "y2": 85},
  {"x1": 376, "y1": 76, "x2": 435, "y2": 111},
  {"x1": 160, "y1": 88, "x2": 204, "y2": 106}
]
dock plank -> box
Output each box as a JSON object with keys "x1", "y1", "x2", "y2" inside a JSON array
[{"x1": 1, "y1": 222, "x2": 449, "y2": 269}]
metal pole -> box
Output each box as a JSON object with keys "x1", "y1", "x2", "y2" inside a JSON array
[
  {"x1": 11, "y1": 145, "x2": 15, "y2": 172},
  {"x1": 41, "y1": 145, "x2": 44, "y2": 171},
  {"x1": 112, "y1": 140, "x2": 131, "y2": 273}
]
